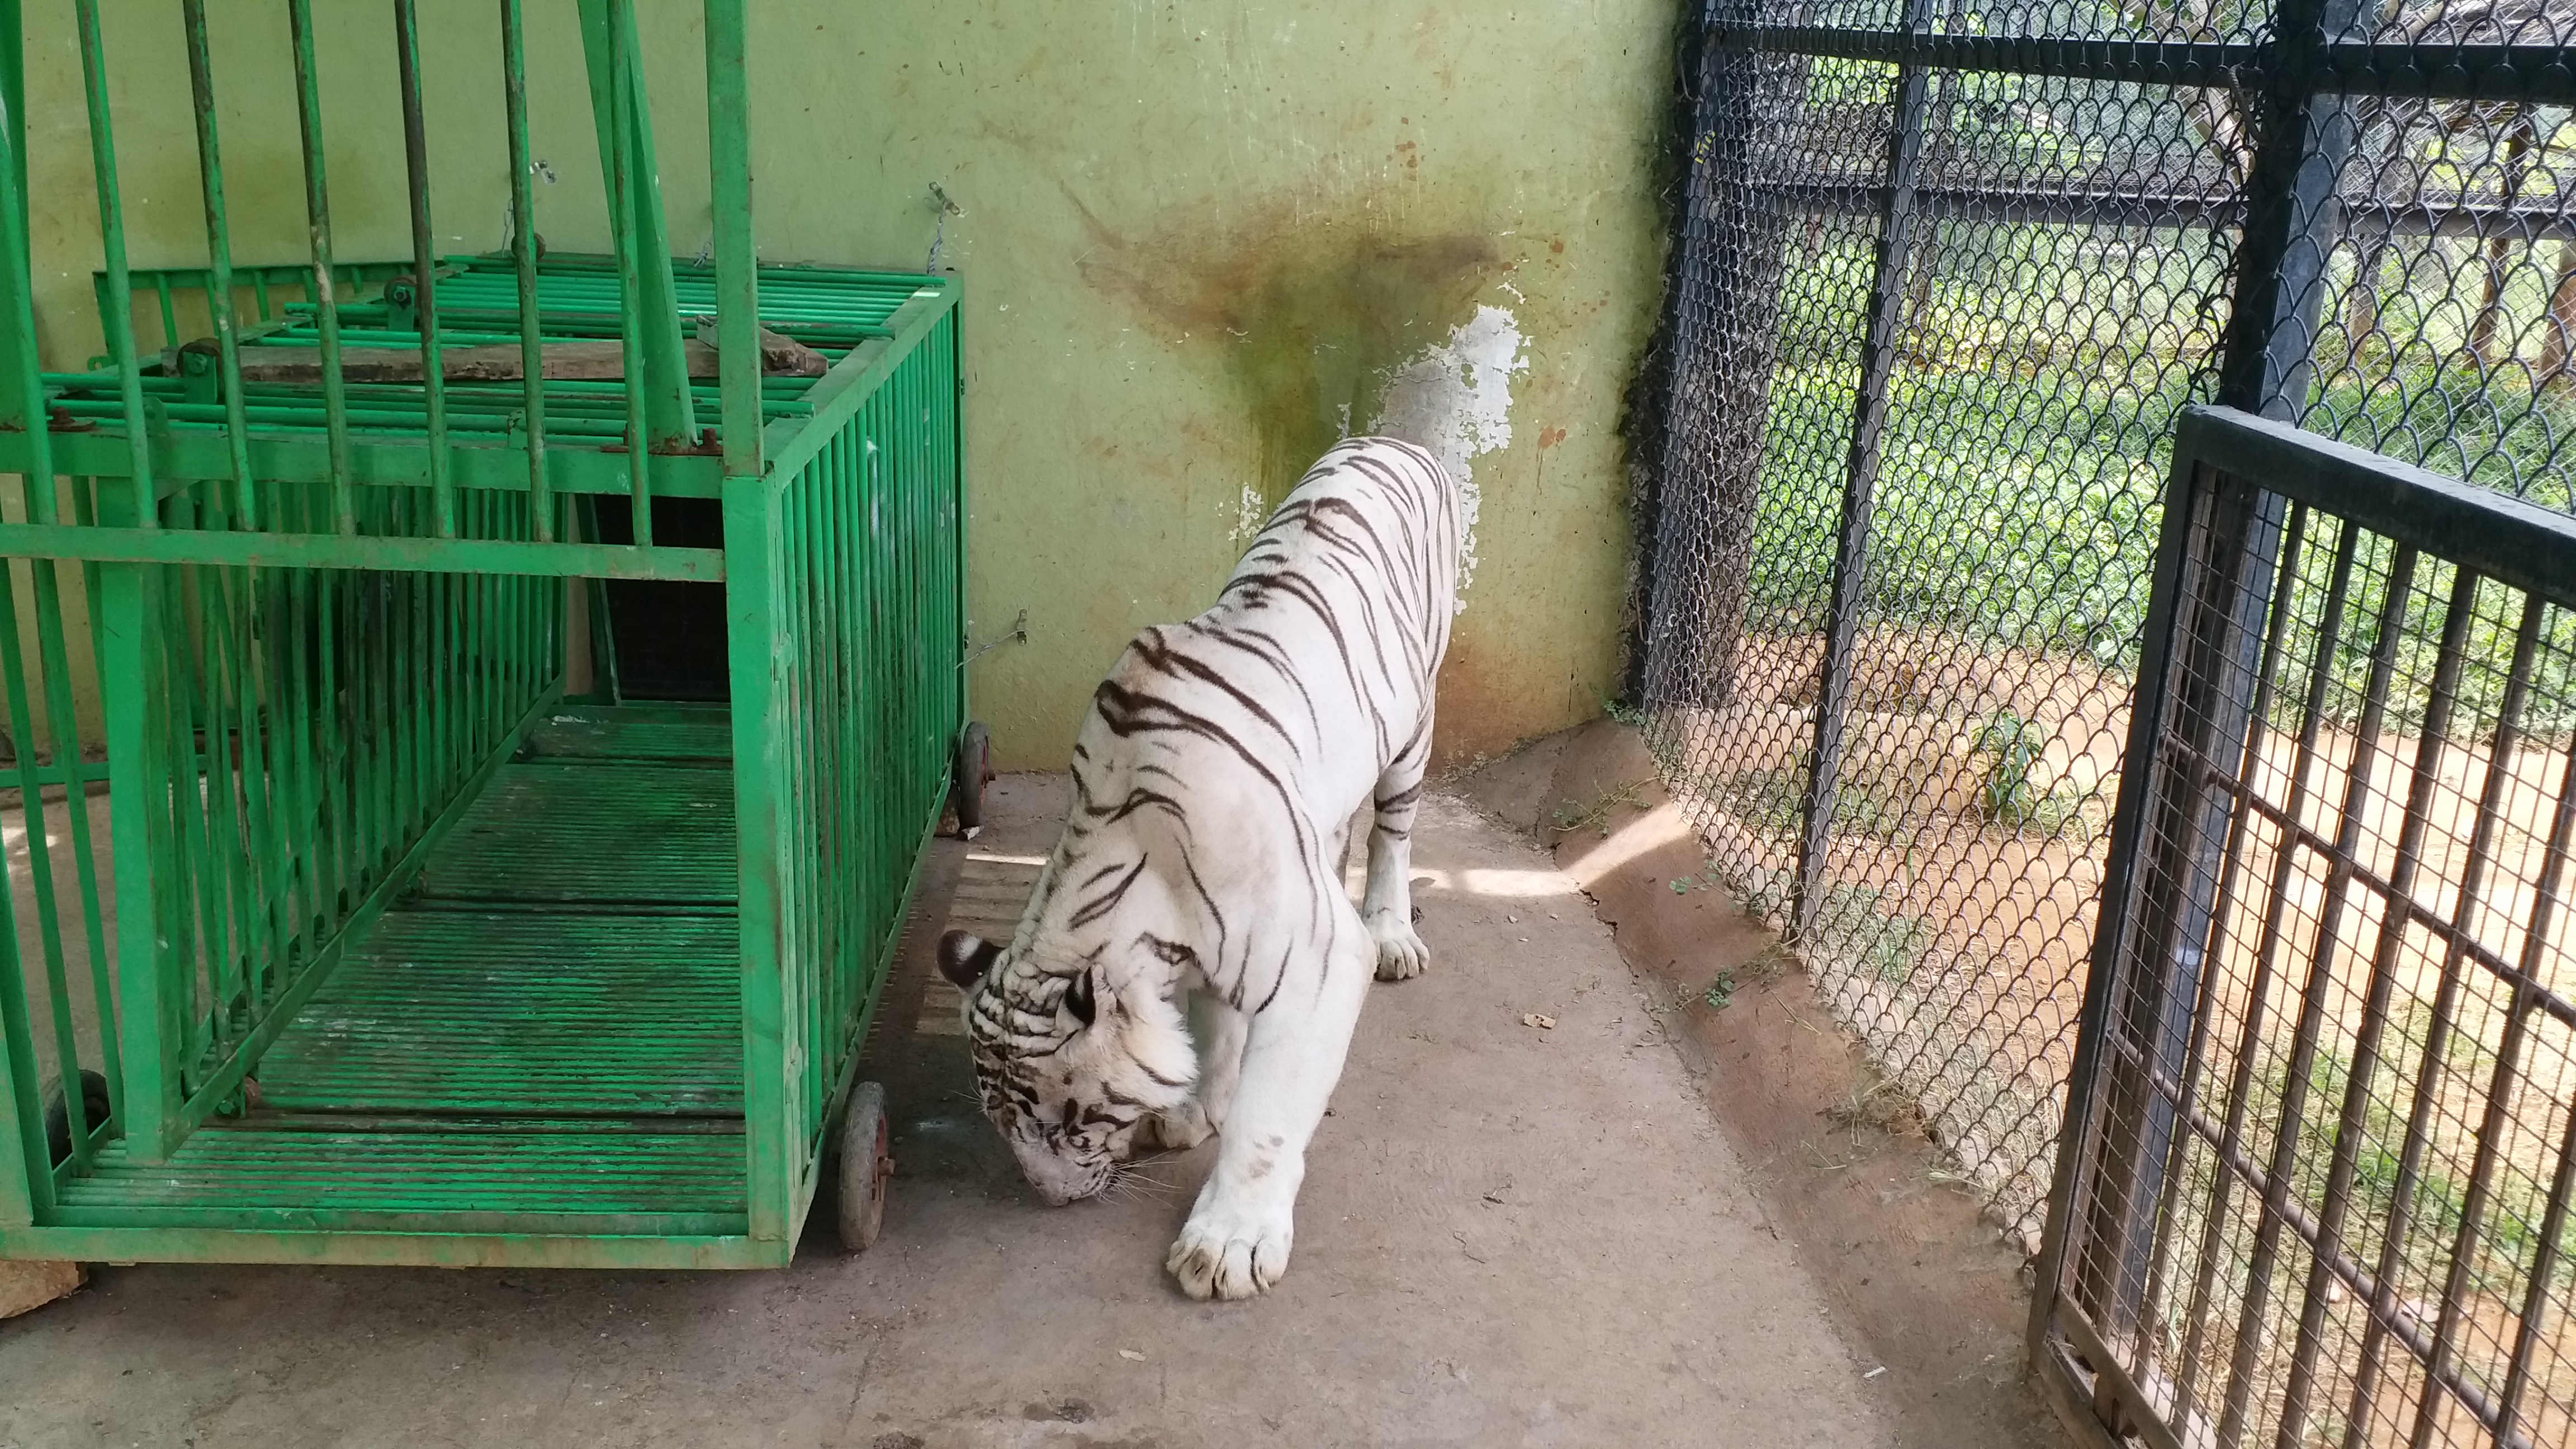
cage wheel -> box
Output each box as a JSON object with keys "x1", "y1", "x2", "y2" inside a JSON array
[
  {"x1": 836, "y1": 1080, "x2": 893, "y2": 1253},
  {"x1": 953, "y1": 721, "x2": 993, "y2": 832}
]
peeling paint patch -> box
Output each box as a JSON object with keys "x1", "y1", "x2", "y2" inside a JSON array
[{"x1": 1373, "y1": 304, "x2": 1527, "y2": 608}]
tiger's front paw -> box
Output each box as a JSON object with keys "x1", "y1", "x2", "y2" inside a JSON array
[
  {"x1": 1367, "y1": 910, "x2": 1429, "y2": 982},
  {"x1": 1166, "y1": 1201, "x2": 1294, "y2": 1300},
  {"x1": 1143, "y1": 1098, "x2": 1214, "y2": 1152}
]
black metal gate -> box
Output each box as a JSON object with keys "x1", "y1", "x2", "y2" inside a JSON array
[{"x1": 2039, "y1": 406, "x2": 2576, "y2": 1446}]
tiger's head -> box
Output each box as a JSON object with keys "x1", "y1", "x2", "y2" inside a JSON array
[{"x1": 937, "y1": 930, "x2": 1198, "y2": 1205}]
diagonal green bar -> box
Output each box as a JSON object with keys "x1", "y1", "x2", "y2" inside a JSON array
[
  {"x1": 60, "y1": 487, "x2": 119, "y2": 1128},
  {"x1": 0, "y1": 60, "x2": 83, "y2": 1086},
  {"x1": 156, "y1": 546, "x2": 223, "y2": 1091},
  {"x1": 0, "y1": 28, "x2": 56, "y2": 506},
  {"x1": 174, "y1": 533, "x2": 250, "y2": 1075},
  {"x1": 202, "y1": 561, "x2": 277, "y2": 1024},
  {"x1": 392, "y1": 0, "x2": 454, "y2": 538},
  {"x1": 0, "y1": 0, "x2": 32, "y2": 452},
  {"x1": 586, "y1": 0, "x2": 655, "y2": 545},
  {"x1": 27, "y1": 552, "x2": 117, "y2": 1125},
  {"x1": 500, "y1": 0, "x2": 550, "y2": 541},
  {"x1": 580, "y1": 0, "x2": 695, "y2": 454},
  {"x1": 0, "y1": 0, "x2": 20, "y2": 209},
  {"x1": 285, "y1": 0, "x2": 354, "y2": 534},
  {"x1": 181, "y1": 0, "x2": 255, "y2": 529},
  {"x1": 0, "y1": 565, "x2": 91, "y2": 1169},
  {"x1": 0, "y1": 729, "x2": 40, "y2": 1220},
  {"x1": 72, "y1": 0, "x2": 155, "y2": 529}
]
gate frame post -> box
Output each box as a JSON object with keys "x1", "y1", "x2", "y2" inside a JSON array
[
  {"x1": 2028, "y1": 0, "x2": 2370, "y2": 1413},
  {"x1": 2023, "y1": 430, "x2": 2209, "y2": 1442},
  {"x1": 99, "y1": 558, "x2": 179, "y2": 1164},
  {"x1": 2028, "y1": 405, "x2": 2332, "y2": 1439}
]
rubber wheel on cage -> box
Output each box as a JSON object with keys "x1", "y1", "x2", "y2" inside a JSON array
[
  {"x1": 953, "y1": 721, "x2": 993, "y2": 834},
  {"x1": 42, "y1": 1069, "x2": 111, "y2": 1166},
  {"x1": 836, "y1": 1080, "x2": 893, "y2": 1253}
]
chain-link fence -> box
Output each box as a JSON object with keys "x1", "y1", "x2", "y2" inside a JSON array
[{"x1": 1633, "y1": 0, "x2": 2576, "y2": 1311}]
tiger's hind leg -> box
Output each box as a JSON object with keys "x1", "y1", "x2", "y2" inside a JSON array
[
  {"x1": 1145, "y1": 980, "x2": 1248, "y2": 1151},
  {"x1": 1363, "y1": 725, "x2": 1433, "y2": 981}
]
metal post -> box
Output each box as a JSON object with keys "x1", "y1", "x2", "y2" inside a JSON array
[
  {"x1": 100, "y1": 555, "x2": 178, "y2": 1161},
  {"x1": 1640, "y1": 2, "x2": 1793, "y2": 718},
  {"x1": 723, "y1": 479, "x2": 790, "y2": 1240},
  {"x1": 703, "y1": 0, "x2": 760, "y2": 481},
  {"x1": 1789, "y1": 0, "x2": 1936, "y2": 940}
]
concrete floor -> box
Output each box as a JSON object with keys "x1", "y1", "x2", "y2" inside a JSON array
[{"x1": 1, "y1": 771, "x2": 1932, "y2": 1448}]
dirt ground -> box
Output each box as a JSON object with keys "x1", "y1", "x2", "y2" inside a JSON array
[
  {"x1": 0, "y1": 740, "x2": 2066, "y2": 1448},
  {"x1": 1459, "y1": 724, "x2": 2068, "y2": 1449}
]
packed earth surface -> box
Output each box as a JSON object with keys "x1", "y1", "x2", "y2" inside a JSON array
[{"x1": 0, "y1": 739, "x2": 2062, "y2": 1448}]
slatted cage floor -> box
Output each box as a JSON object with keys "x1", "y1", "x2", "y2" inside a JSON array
[{"x1": 56, "y1": 705, "x2": 752, "y2": 1233}]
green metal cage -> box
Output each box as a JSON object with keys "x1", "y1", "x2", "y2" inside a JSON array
[{"x1": 0, "y1": 1, "x2": 968, "y2": 1268}]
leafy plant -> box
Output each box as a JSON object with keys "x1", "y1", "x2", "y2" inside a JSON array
[
  {"x1": 1669, "y1": 863, "x2": 1726, "y2": 895},
  {"x1": 1549, "y1": 777, "x2": 1651, "y2": 838},
  {"x1": 1972, "y1": 709, "x2": 2049, "y2": 826},
  {"x1": 1711, "y1": 765, "x2": 1910, "y2": 841},
  {"x1": 1813, "y1": 881, "x2": 1939, "y2": 984},
  {"x1": 1595, "y1": 691, "x2": 1647, "y2": 728},
  {"x1": 1735, "y1": 348, "x2": 2576, "y2": 735}
]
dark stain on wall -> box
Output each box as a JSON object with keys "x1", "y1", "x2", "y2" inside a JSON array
[{"x1": 1068, "y1": 188, "x2": 1502, "y2": 508}]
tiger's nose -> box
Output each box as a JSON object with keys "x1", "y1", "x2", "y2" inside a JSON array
[{"x1": 1008, "y1": 1145, "x2": 1092, "y2": 1206}]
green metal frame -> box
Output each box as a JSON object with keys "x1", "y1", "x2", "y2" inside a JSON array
[{"x1": 0, "y1": 0, "x2": 969, "y2": 1269}]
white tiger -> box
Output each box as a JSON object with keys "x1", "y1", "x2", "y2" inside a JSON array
[{"x1": 937, "y1": 435, "x2": 1460, "y2": 1300}]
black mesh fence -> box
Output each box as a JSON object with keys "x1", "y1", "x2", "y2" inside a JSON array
[
  {"x1": 2053, "y1": 411, "x2": 2576, "y2": 1448},
  {"x1": 1639, "y1": 0, "x2": 2576, "y2": 1438}
]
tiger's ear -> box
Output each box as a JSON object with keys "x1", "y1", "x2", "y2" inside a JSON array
[{"x1": 938, "y1": 931, "x2": 999, "y2": 989}]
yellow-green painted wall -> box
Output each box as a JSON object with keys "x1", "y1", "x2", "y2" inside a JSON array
[{"x1": 18, "y1": 0, "x2": 1673, "y2": 769}]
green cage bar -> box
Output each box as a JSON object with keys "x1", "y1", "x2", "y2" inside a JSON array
[{"x1": 0, "y1": 0, "x2": 971, "y2": 1268}]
